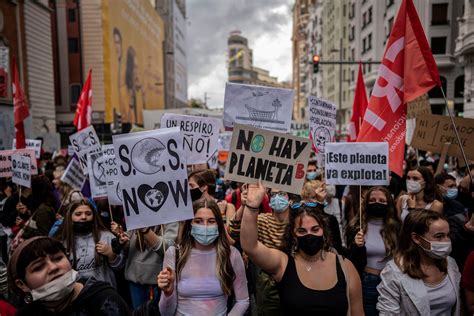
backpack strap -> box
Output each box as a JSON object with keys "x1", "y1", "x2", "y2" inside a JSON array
[{"x1": 337, "y1": 254, "x2": 351, "y2": 316}]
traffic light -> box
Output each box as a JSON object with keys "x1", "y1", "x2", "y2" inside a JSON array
[
  {"x1": 112, "y1": 109, "x2": 122, "y2": 134},
  {"x1": 312, "y1": 54, "x2": 320, "y2": 74}
]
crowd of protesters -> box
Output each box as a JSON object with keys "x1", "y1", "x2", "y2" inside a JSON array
[{"x1": 0, "y1": 146, "x2": 473, "y2": 316}]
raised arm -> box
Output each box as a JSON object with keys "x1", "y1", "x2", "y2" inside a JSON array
[{"x1": 240, "y1": 181, "x2": 286, "y2": 280}]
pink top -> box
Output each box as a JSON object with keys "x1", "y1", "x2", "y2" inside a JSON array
[{"x1": 159, "y1": 245, "x2": 249, "y2": 316}]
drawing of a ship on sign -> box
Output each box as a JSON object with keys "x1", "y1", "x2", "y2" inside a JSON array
[{"x1": 236, "y1": 91, "x2": 285, "y2": 129}]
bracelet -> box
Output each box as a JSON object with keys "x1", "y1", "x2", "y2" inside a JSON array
[
  {"x1": 245, "y1": 204, "x2": 259, "y2": 212},
  {"x1": 407, "y1": 207, "x2": 416, "y2": 211}
]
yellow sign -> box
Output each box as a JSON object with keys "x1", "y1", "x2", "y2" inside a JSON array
[{"x1": 103, "y1": 0, "x2": 165, "y2": 124}]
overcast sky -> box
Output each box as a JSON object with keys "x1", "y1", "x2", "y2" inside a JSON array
[{"x1": 186, "y1": 0, "x2": 293, "y2": 109}]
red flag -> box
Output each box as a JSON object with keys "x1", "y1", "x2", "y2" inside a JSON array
[
  {"x1": 348, "y1": 63, "x2": 368, "y2": 142},
  {"x1": 12, "y1": 57, "x2": 30, "y2": 149},
  {"x1": 357, "y1": 0, "x2": 440, "y2": 176},
  {"x1": 73, "y1": 69, "x2": 92, "y2": 131}
]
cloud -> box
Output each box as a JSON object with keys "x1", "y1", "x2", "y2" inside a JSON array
[{"x1": 186, "y1": 0, "x2": 293, "y2": 108}]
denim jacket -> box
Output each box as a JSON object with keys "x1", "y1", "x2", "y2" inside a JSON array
[{"x1": 376, "y1": 257, "x2": 461, "y2": 316}]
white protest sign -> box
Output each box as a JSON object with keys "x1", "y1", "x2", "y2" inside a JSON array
[
  {"x1": 61, "y1": 156, "x2": 86, "y2": 190},
  {"x1": 223, "y1": 83, "x2": 293, "y2": 132},
  {"x1": 224, "y1": 124, "x2": 311, "y2": 194},
  {"x1": 17, "y1": 149, "x2": 38, "y2": 175},
  {"x1": 12, "y1": 139, "x2": 42, "y2": 159},
  {"x1": 0, "y1": 149, "x2": 38, "y2": 177},
  {"x1": 67, "y1": 145, "x2": 75, "y2": 157},
  {"x1": 87, "y1": 151, "x2": 107, "y2": 199},
  {"x1": 308, "y1": 96, "x2": 337, "y2": 155},
  {"x1": 11, "y1": 154, "x2": 31, "y2": 188},
  {"x1": 112, "y1": 127, "x2": 194, "y2": 230},
  {"x1": 325, "y1": 142, "x2": 389, "y2": 186},
  {"x1": 69, "y1": 125, "x2": 101, "y2": 173},
  {"x1": 102, "y1": 145, "x2": 122, "y2": 205},
  {"x1": 161, "y1": 113, "x2": 221, "y2": 165},
  {"x1": 218, "y1": 132, "x2": 233, "y2": 151}
]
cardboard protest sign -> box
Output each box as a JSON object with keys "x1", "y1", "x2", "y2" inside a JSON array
[
  {"x1": 61, "y1": 156, "x2": 86, "y2": 190},
  {"x1": 224, "y1": 124, "x2": 311, "y2": 194},
  {"x1": 218, "y1": 132, "x2": 233, "y2": 151},
  {"x1": 161, "y1": 113, "x2": 221, "y2": 165},
  {"x1": 12, "y1": 139, "x2": 42, "y2": 159},
  {"x1": 112, "y1": 127, "x2": 194, "y2": 230},
  {"x1": 325, "y1": 142, "x2": 389, "y2": 186},
  {"x1": 411, "y1": 114, "x2": 474, "y2": 160},
  {"x1": 87, "y1": 151, "x2": 107, "y2": 199},
  {"x1": 407, "y1": 94, "x2": 431, "y2": 119},
  {"x1": 69, "y1": 125, "x2": 101, "y2": 173},
  {"x1": 0, "y1": 149, "x2": 38, "y2": 177},
  {"x1": 11, "y1": 154, "x2": 31, "y2": 188},
  {"x1": 308, "y1": 96, "x2": 337, "y2": 155},
  {"x1": 102, "y1": 145, "x2": 122, "y2": 205},
  {"x1": 223, "y1": 83, "x2": 293, "y2": 132}
]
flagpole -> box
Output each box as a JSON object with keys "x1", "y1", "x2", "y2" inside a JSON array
[{"x1": 439, "y1": 87, "x2": 473, "y2": 184}]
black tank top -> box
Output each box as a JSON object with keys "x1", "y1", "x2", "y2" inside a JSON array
[{"x1": 276, "y1": 255, "x2": 349, "y2": 315}]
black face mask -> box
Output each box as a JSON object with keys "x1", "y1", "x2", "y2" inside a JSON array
[
  {"x1": 190, "y1": 187, "x2": 203, "y2": 202},
  {"x1": 366, "y1": 203, "x2": 387, "y2": 218},
  {"x1": 297, "y1": 234, "x2": 324, "y2": 256},
  {"x1": 73, "y1": 221, "x2": 93, "y2": 235}
]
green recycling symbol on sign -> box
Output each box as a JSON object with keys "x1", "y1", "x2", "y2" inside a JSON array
[{"x1": 251, "y1": 134, "x2": 265, "y2": 153}]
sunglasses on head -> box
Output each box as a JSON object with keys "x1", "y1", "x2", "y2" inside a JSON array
[{"x1": 290, "y1": 201, "x2": 325, "y2": 210}]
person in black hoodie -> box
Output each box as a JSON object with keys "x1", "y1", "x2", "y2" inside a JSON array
[{"x1": 7, "y1": 236, "x2": 130, "y2": 316}]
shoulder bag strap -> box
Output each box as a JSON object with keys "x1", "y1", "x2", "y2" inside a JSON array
[{"x1": 337, "y1": 254, "x2": 351, "y2": 316}]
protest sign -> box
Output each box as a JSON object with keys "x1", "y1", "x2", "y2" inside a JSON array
[
  {"x1": 224, "y1": 124, "x2": 311, "y2": 194},
  {"x1": 11, "y1": 154, "x2": 31, "y2": 188},
  {"x1": 61, "y1": 156, "x2": 86, "y2": 190},
  {"x1": 69, "y1": 125, "x2": 101, "y2": 173},
  {"x1": 407, "y1": 94, "x2": 431, "y2": 119},
  {"x1": 161, "y1": 113, "x2": 221, "y2": 165},
  {"x1": 102, "y1": 144, "x2": 122, "y2": 205},
  {"x1": 218, "y1": 132, "x2": 233, "y2": 151},
  {"x1": 291, "y1": 121, "x2": 310, "y2": 138},
  {"x1": 87, "y1": 151, "x2": 107, "y2": 199},
  {"x1": 67, "y1": 145, "x2": 75, "y2": 157},
  {"x1": 223, "y1": 83, "x2": 293, "y2": 132},
  {"x1": 411, "y1": 114, "x2": 474, "y2": 160},
  {"x1": 325, "y1": 142, "x2": 389, "y2": 186},
  {"x1": 12, "y1": 139, "x2": 42, "y2": 159},
  {"x1": 0, "y1": 149, "x2": 37, "y2": 177},
  {"x1": 308, "y1": 96, "x2": 337, "y2": 155},
  {"x1": 112, "y1": 127, "x2": 194, "y2": 230}
]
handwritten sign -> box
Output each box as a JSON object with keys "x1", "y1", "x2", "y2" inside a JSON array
[
  {"x1": 308, "y1": 96, "x2": 337, "y2": 155},
  {"x1": 112, "y1": 127, "x2": 194, "y2": 230},
  {"x1": 61, "y1": 156, "x2": 86, "y2": 190},
  {"x1": 12, "y1": 139, "x2": 42, "y2": 159},
  {"x1": 11, "y1": 154, "x2": 31, "y2": 188},
  {"x1": 224, "y1": 124, "x2": 311, "y2": 194},
  {"x1": 411, "y1": 114, "x2": 474, "y2": 160},
  {"x1": 325, "y1": 142, "x2": 389, "y2": 186},
  {"x1": 87, "y1": 151, "x2": 107, "y2": 199},
  {"x1": 69, "y1": 126, "x2": 101, "y2": 173},
  {"x1": 0, "y1": 149, "x2": 37, "y2": 177},
  {"x1": 223, "y1": 83, "x2": 293, "y2": 132},
  {"x1": 161, "y1": 113, "x2": 221, "y2": 165},
  {"x1": 407, "y1": 94, "x2": 431, "y2": 119},
  {"x1": 102, "y1": 145, "x2": 122, "y2": 205}
]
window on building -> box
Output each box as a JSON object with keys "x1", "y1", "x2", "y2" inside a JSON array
[
  {"x1": 349, "y1": 3, "x2": 355, "y2": 19},
  {"x1": 70, "y1": 84, "x2": 81, "y2": 106},
  {"x1": 368, "y1": 7, "x2": 373, "y2": 24},
  {"x1": 68, "y1": 38, "x2": 79, "y2": 53},
  {"x1": 387, "y1": 17, "x2": 394, "y2": 38},
  {"x1": 431, "y1": 37, "x2": 447, "y2": 54},
  {"x1": 343, "y1": 4, "x2": 346, "y2": 17},
  {"x1": 455, "y1": 75, "x2": 464, "y2": 98},
  {"x1": 428, "y1": 76, "x2": 447, "y2": 98},
  {"x1": 68, "y1": 9, "x2": 76, "y2": 22},
  {"x1": 351, "y1": 70, "x2": 355, "y2": 81},
  {"x1": 351, "y1": 48, "x2": 355, "y2": 60},
  {"x1": 362, "y1": 38, "x2": 366, "y2": 53},
  {"x1": 362, "y1": 12, "x2": 367, "y2": 28},
  {"x1": 432, "y1": 3, "x2": 449, "y2": 25},
  {"x1": 387, "y1": 0, "x2": 395, "y2": 8},
  {"x1": 367, "y1": 33, "x2": 372, "y2": 51}
]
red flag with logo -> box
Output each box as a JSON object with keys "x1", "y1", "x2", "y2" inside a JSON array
[
  {"x1": 348, "y1": 63, "x2": 368, "y2": 142},
  {"x1": 73, "y1": 69, "x2": 92, "y2": 131},
  {"x1": 12, "y1": 57, "x2": 30, "y2": 149},
  {"x1": 357, "y1": 0, "x2": 440, "y2": 176}
]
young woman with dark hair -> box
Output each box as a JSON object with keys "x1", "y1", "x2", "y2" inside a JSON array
[
  {"x1": 377, "y1": 210, "x2": 461, "y2": 315},
  {"x1": 158, "y1": 198, "x2": 249, "y2": 315}
]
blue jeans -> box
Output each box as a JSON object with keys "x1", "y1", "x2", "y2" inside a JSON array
[
  {"x1": 129, "y1": 282, "x2": 160, "y2": 310},
  {"x1": 362, "y1": 271, "x2": 381, "y2": 316}
]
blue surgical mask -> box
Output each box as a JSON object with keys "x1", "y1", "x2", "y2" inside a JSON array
[
  {"x1": 306, "y1": 171, "x2": 320, "y2": 181},
  {"x1": 191, "y1": 224, "x2": 219, "y2": 246},
  {"x1": 270, "y1": 195, "x2": 289, "y2": 213},
  {"x1": 444, "y1": 188, "x2": 458, "y2": 200}
]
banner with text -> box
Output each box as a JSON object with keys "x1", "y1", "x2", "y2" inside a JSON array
[
  {"x1": 69, "y1": 125, "x2": 102, "y2": 174},
  {"x1": 224, "y1": 124, "x2": 311, "y2": 194},
  {"x1": 87, "y1": 151, "x2": 107, "y2": 199},
  {"x1": 112, "y1": 127, "x2": 193, "y2": 230},
  {"x1": 12, "y1": 139, "x2": 42, "y2": 159},
  {"x1": 11, "y1": 154, "x2": 31, "y2": 188},
  {"x1": 61, "y1": 156, "x2": 86, "y2": 190},
  {"x1": 325, "y1": 142, "x2": 389, "y2": 186},
  {"x1": 102, "y1": 145, "x2": 122, "y2": 205}
]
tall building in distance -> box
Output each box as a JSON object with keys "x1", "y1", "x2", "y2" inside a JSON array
[{"x1": 227, "y1": 31, "x2": 290, "y2": 88}]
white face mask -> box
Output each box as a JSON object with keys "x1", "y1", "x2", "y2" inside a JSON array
[
  {"x1": 417, "y1": 236, "x2": 452, "y2": 259},
  {"x1": 406, "y1": 180, "x2": 424, "y2": 194},
  {"x1": 31, "y1": 269, "x2": 78, "y2": 302}
]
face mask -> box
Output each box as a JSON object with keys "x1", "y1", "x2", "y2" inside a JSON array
[
  {"x1": 417, "y1": 236, "x2": 452, "y2": 259},
  {"x1": 270, "y1": 195, "x2": 289, "y2": 213},
  {"x1": 406, "y1": 180, "x2": 424, "y2": 194},
  {"x1": 366, "y1": 202, "x2": 387, "y2": 218},
  {"x1": 72, "y1": 221, "x2": 93, "y2": 235},
  {"x1": 444, "y1": 188, "x2": 458, "y2": 200},
  {"x1": 190, "y1": 187, "x2": 203, "y2": 202},
  {"x1": 297, "y1": 234, "x2": 324, "y2": 256},
  {"x1": 306, "y1": 171, "x2": 319, "y2": 181},
  {"x1": 31, "y1": 269, "x2": 78, "y2": 302},
  {"x1": 191, "y1": 224, "x2": 219, "y2": 246}
]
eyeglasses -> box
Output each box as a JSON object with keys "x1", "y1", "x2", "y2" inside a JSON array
[
  {"x1": 290, "y1": 201, "x2": 324, "y2": 210},
  {"x1": 270, "y1": 192, "x2": 288, "y2": 198}
]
